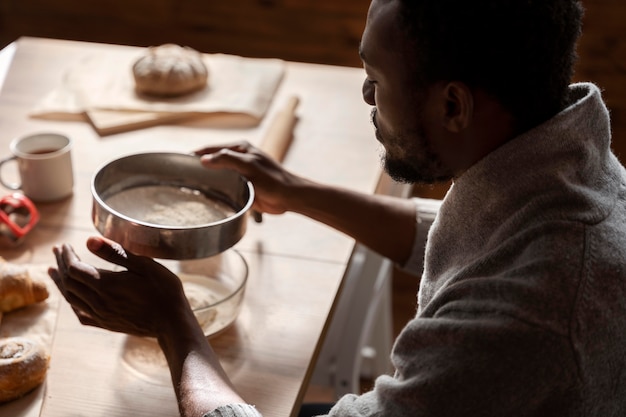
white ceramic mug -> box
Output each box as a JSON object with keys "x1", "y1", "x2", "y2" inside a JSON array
[{"x1": 0, "y1": 133, "x2": 74, "y2": 202}]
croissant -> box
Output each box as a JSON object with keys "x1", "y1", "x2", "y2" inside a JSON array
[
  {"x1": 0, "y1": 337, "x2": 50, "y2": 403},
  {"x1": 0, "y1": 258, "x2": 49, "y2": 313}
]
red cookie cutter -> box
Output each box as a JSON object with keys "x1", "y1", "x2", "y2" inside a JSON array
[{"x1": 0, "y1": 192, "x2": 40, "y2": 242}]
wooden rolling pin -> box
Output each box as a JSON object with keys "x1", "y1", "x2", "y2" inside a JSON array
[
  {"x1": 259, "y1": 95, "x2": 300, "y2": 161},
  {"x1": 253, "y1": 96, "x2": 300, "y2": 222}
]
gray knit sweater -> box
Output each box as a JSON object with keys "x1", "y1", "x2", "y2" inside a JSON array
[{"x1": 207, "y1": 83, "x2": 626, "y2": 417}]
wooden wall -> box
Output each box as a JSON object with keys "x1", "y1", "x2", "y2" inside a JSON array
[
  {"x1": 0, "y1": 0, "x2": 368, "y2": 67},
  {"x1": 575, "y1": 0, "x2": 626, "y2": 160},
  {"x1": 0, "y1": 0, "x2": 624, "y2": 177}
]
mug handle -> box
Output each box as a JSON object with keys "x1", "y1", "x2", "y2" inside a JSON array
[{"x1": 0, "y1": 156, "x2": 21, "y2": 190}]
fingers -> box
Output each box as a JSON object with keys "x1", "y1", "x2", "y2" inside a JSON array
[
  {"x1": 194, "y1": 140, "x2": 273, "y2": 173},
  {"x1": 60, "y1": 243, "x2": 102, "y2": 282},
  {"x1": 51, "y1": 243, "x2": 98, "y2": 290},
  {"x1": 85, "y1": 236, "x2": 143, "y2": 271},
  {"x1": 72, "y1": 307, "x2": 98, "y2": 327},
  {"x1": 47, "y1": 265, "x2": 66, "y2": 297},
  {"x1": 48, "y1": 247, "x2": 102, "y2": 318},
  {"x1": 52, "y1": 242, "x2": 78, "y2": 277},
  {"x1": 199, "y1": 148, "x2": 256, "y2": 173},
  {"x1": 193, "y1": 140, "x2": 253, "y2": 157},
  {"x1": 49, "y1": 240, "x2": 161, "y2": 336}
]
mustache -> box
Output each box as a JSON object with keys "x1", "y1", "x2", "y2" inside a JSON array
[
  {"x1": 370, "y1": 108, "x2": 378, "y2": 129},
  {"x1": 370, "y1": 108, "x2": 384, "y2": 143}
]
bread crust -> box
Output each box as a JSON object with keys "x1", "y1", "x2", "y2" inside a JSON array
[
  {"x1": 0, "y1": 337, "x2": 49, "y2": 403},
  {"x1": 132, "y1": 44, "x2": 209, "y2": 97},
  {"x1": 0, "y1": 258, "x2": 49, "y2": 313}
]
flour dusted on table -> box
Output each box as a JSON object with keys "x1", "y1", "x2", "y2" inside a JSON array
[{"x1": 104, "y1": 185, "x2": 236, "y2": 227}]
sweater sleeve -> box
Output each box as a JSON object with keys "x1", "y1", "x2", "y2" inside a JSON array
[
  {"x1": 199, "y1": 318, "x2": 578, "y2": 417},
  {"x1": 398, "y1": 197, "x2": 441, "y2": 275},
  {"x1": 327, "y1": 304, "x2": 580, "y2": 417}
]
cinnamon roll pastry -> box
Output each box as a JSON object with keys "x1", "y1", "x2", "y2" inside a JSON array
[{"x1": 0, "y1": 337, "x2": 50, "y2": 403}]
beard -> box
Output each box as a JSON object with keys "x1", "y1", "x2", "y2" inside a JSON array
[
  {"x1": 382, "y1": 144, "x2": 453, "y2": 185},
  {"x1": 371, "y1": 108, "x2": 453, "y2": 184}
]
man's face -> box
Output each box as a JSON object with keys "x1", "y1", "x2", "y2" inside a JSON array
[{"x1": 360, "y1": 0, "x2": 454, "y2": 184}]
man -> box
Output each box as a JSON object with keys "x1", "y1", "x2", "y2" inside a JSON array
[{"x1": 50, "y1": 0, "x2": 626, "y2": 416}]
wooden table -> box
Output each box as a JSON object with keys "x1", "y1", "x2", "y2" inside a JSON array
[{"x1": 0, "y1": 37, "x2": 385, "y2": 417}]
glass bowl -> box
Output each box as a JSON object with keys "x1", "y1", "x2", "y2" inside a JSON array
[
  {"x1": 163, "y1": 249, "x2": 248, "y2": 336},
  {"x1": 121, "y1": 249, "x2": 248, "y2": 384}
]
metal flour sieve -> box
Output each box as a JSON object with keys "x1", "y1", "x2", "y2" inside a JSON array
[{"x1": 91, "y1": 152, "x2": 254, "y2": 259}]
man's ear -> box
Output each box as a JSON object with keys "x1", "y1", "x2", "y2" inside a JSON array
[{"x1": 441, "y1": 82, "x2": 473, "y2": 133}]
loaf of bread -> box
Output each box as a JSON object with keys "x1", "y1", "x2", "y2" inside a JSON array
[
  {"x1": 132, "y1": 44, "x2": 209, "y2": 97},
  {"x1": 0, "y1": 337, "x2": 50, "y2": 403},
  {"x1": 0, "y1": 258, "x2": 49, "y2": 313}
]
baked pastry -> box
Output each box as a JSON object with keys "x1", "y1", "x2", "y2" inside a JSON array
[
  {"x1": 0, "y1": 337, "x2": 49, "y2": 403},
  {"x1": 0, "y1": 258, "x2": 49, "y2": 313},
  {"x1": 132, "y1": 44, "x2": 209, "y2": 97}
]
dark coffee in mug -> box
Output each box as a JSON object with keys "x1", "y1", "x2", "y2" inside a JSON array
[{"x1": 28, "y1": 148, "x2": 59, "y2": 155}]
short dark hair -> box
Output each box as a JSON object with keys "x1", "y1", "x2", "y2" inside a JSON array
[{"x1": 397, "y1": 0, "x2": 584, "y2": 132}]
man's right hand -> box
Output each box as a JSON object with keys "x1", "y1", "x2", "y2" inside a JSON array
[{"x1": 195, "y1": 140, "x2": 306, "y2": 216}]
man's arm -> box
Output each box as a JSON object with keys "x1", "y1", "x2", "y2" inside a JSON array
[
  {"x1": 196, "y1": 141, "x2": 418, "y2": 265},
  {"x1": 48, "y1": 238, "x2": 253, "y2": 417},
  {"x1": 157, "y1": 308, "x2": 247, "y2": 417}
]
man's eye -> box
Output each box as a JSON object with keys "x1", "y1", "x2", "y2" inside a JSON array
[{"x1": 367, "y1": 79, "x2": 377, "y2": 85}]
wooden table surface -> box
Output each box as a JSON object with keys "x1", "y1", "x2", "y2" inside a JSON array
[{"x1": 0, "y1": 37, "x2": 383, "y2": 417}]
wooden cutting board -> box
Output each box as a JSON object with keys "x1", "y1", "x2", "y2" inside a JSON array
[{"x1": 85, "y1": 109, "x2": 261, "y2": 136}]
